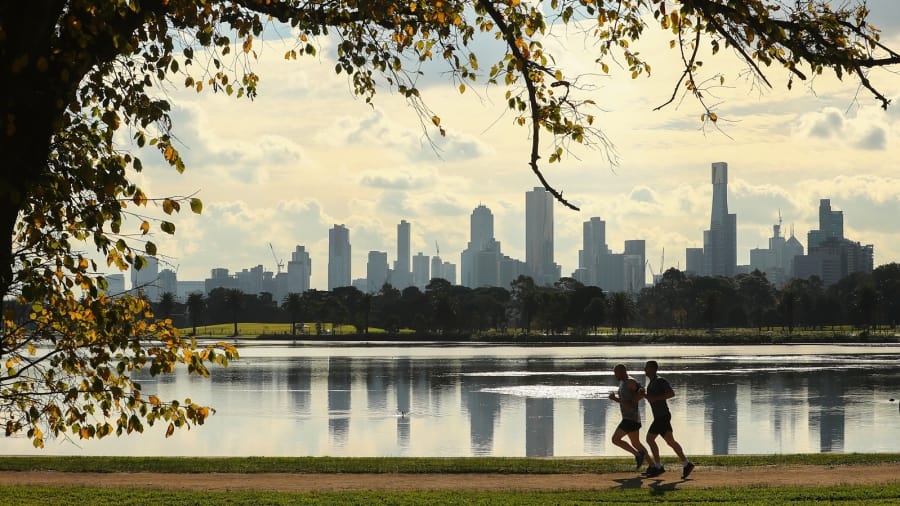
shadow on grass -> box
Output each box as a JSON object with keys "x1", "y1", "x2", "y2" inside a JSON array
[
  {"x1": 610, "y1": 473, "x2": 689, "y2": 494},
  {"x1": 648, "y1": 477, "x2": 687, "y2": 495},
  {"x1": 611, "y1": 476, "x2": 644, "y2": 489}
]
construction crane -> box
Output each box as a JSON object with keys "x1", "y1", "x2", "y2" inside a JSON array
[
  {"x1": 647, "y1": 248, "x2": 665, "y2": 285},
  {"x1": 646, "y1": 259, "x2": 656, "y2": 281},
  {"x1": 269, "y1": 242, "x2": 284, "y2": 275}
]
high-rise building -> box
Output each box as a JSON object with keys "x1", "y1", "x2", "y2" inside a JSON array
[
  {"x1": 575, "y1": 217, "x2": 608, "y2": 286},
  {"x1": 328, "y1": 224, "x2": 351, "y2": 290},
  {"x1": 808, "y1": 199, "x2": 844, "y2": 249},
  {"x1": 461, "y1": 205, "x2": 504, "y2": 288},
  {"x1": 393, "y1": 220, "x2": 412, "y2": 289},
  {"x1": 794, "y1": 199, "x2": 871, "y2": 286},
  {"x1": 366, "y1": 251, "x2": 389, "y2": 294},
  {"x1": 205, "y1": 267, "x2": 237, "y2": 293},
  {"x1": 623, "y1": 239, "x2": 646, "y2": 293},
  {"x1": 103, "y1": 273, "x2": 126, "y2": 297},
  {"x1": 440, "y1": 261, "x2": 457, "y2": 285},
  {"x1": 235, "y1": 264, "x2": 265, "y2": 294},
  {"x1": 470, "y1": 205, "x2": 494, "y2": 251},
  {"x1": 684, "y1": 247, "x2": 704, "y2": 276},
  {"x1": 702, "y1": 162, "x2": 737, "y2": 277},
  {"x1": 286, "y1": 245, "x2": 312, "y2": 296},
  {"x1": 431, "y1": 255, "x2": 444, "y2": 282},
  {"x1": 412, "y1": 252, "x2": 430, "y2": 289},
  {"x1": 158, "y1": 268, "x2": 177, "y2": 296},
  {"x1": 131, "y1": 255, "x2": 160, "y2": 301},
  {"x1": 176, "y1": 281, "x2": 205, "y2": 301},
  {"x1": 525, "y1": 187, "x2": 560, "y2": 286},
  {"x1": 748, "y1": 214, "x2": 803, "y2": 287}
]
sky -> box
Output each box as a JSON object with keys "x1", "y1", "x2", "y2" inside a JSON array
[{"x1": 118, "y1": 1, "x2": 900, "y2": 291}]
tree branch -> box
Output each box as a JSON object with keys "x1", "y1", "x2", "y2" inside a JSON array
[{"x1": 477, "y1": 0, "x2": 579, "y2": 211}]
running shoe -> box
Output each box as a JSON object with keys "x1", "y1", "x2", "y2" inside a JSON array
[
  {"x1": 682, "y1": 462, "x2": 695, "y2": 479},
  {"x1": 643, "y1": 465, "x2": 665, "y2": 478}
]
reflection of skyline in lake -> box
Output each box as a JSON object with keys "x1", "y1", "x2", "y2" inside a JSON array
[{"x1": 8, "y1": 344, "x2": 900, "y2": 457}]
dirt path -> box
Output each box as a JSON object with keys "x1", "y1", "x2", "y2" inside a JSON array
[{"x1": 1, "y1": 464, "x2": 899, "y2": 492}]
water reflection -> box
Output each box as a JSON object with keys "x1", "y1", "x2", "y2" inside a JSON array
[{"x1": 7, "y1": 344, "x2": 900, "y2": 457}]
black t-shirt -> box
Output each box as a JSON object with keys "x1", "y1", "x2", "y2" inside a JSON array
[{"x1": 646, "y1": 376, "x2": 673, "y2": 419}]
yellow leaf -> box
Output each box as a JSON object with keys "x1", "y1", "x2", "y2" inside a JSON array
[
  {"x1": 431, "y1": 115, "x2": 441, "y2": 127},
  {"x1": 166, "y1": 423, "x2": 175, "y2": 438},
  {"x1": 140, "y1": 221, "x2": 150, "y2": 234},
  {"x1": 709, "y1": 112, "x2": 718, "y2": 122},
  {"x1": 163, "y1": 145, "x2": 175, "y2": 162},
  {"x1": 149, "y1": 395, "x2": 161, "y2": 406}
]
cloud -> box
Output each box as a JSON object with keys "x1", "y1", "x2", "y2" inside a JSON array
[
  {"x1": 410, "y1": 131, "x2": 491, "y2": 162},
  {"x1": 803, "y1": 108, "x2": 845, "y2": 139},
  {"x1": 359, "y1": 167, "x2": 437, "y2": 190},
  {"x1": 855, "y1": 127, "x2": 887, "y2": 150},
  {"x1": 629, "y1": 186, "x2": 657, "y2": 204}
]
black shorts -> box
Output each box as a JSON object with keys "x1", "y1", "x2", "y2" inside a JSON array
[
  {"x1": 617, "y1": 419, "x2": 641, "y2": 433},
  {"x1": 647, "y1": 416, "x2": 673, "y2": 436}
]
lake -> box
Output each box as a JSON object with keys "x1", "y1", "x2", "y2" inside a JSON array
[{"x1": 6, "y1": 342, "x2": 900, "y2": 457}]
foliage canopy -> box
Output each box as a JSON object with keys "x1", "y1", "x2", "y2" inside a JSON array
[{"x1": 2, "y1": 0, "x2": 899, "y2": 447}]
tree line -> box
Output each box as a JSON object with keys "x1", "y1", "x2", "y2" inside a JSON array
[{"x1": 157, "y1": 263, "x2": 900, "y2": 338}]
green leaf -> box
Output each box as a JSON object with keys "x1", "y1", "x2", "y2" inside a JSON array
[
  {"x1": 160, "y1": 221, "x2": 176, "y2": 234},
  {"x1": 190, "y1": 198, "x2": 203, "y2": 214}
]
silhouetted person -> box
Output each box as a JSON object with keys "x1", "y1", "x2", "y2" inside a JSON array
[
  {"x1": 608, "y1": 364, "x2": 655, "y2": 472},
  {"x1": 642, "y1": 360, "x2": 694, "y2": 479}
]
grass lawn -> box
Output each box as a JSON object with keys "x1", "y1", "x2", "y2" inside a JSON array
[{"x1": 1, "y1": 454, "x2": 899, "y2": 505}]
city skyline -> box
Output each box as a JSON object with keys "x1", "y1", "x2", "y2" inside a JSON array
[
  {"x1": 112, "y1": 1, "x2": 900, "y2": 291},
  {"x1": 126, "y1": 179, "x2": 878, "y2": 298}
]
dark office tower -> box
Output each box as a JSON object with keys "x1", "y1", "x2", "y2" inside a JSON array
[
  {"x1": 576, "y1": 217, "x2": 607, "y2": 286},
  {"x1": 470, "y1": 205, "x2": 494, "y2": 251},
  {"x1": 461, "y1": 205, "x2": 502, "y2": 288},
  {"x1": 702, "y1": 162, "x2": 737, "y2": 277},
  {"x1": 525, "y1": 187, "x2": 560, "y2": 286},
  {"x1": 808, "y1": 198, "x2": 845, "y2": 249},
  {"x1": 623, "y1": 239, "x2": 646, "y2": 293},
  {"x1": 327, "y1": 224, "x2": 351, "y2": 291},
  {"x1": 392, "y1": 220, "x2": 412, "y2": 289}
]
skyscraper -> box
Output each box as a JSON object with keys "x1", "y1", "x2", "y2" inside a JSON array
[
  {"x1": 702, "y1": 162, "x2": 737, "y2": 277},
  {"x1": 287, "y1": 245, "x2": 312, "y2": 295},
  {"x1": 461, "y1": 204, "x2": 502, "y2": 288},
  {"x1": 131, "y1": 254, "x2": 160, "y2": 301},
  {"x1": 576, "y1": 217, "x2": 608, "y2": 286},
  {"x1": 412, "y1": 252, "x2": 430, "y2": 289},
  {"x1": 366, "y1": 250, "x2": 388, "y2": 294},
  {"x1": 393, "y1": 220, "x2": 412, "y2": 289},
  {"x1": 525, "y1": 187, "x2": 560, "y2": 286},
  {"x1": 623, "y1": 239, "x2": 646, "y2": 293},
  {"x1": 328, "y1": 224, "x2": 351, "y2": 291},
  {"x1": 808, "y1": 199, "x2": 844, "y2": 249},
  {"x1": 469, "y1": 205, "x2": 494, "y2": 251}
]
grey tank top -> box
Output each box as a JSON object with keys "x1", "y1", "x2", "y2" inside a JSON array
[{"x1": 618, "y1": 380, "x2": 641, "y2": 422}]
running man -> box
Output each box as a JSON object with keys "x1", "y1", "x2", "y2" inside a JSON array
[
  {"x1": 608, "y1": 364, "x2": 655, "y2": 472},
  {"x1": 642, "y1": 360, "x2": 694, "y2": 479}
]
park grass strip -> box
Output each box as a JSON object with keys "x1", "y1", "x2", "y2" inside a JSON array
[
  {"x1": 1, "y1": 453, "x2": 898, "y2": 474},
  {"x1": 3, "y1": 483, "x2": 900, "y2": 505}
]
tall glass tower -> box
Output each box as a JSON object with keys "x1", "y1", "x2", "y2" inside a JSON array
[
  {"x1": 702, "y1": 162, "x2": 737, "y2": 277},
  {"x1": 525, "y1": 187, "x2": 560, "y2": 285},
  {"x1": 328, "y1": 224, "x2": 351, "y2": 290}
]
